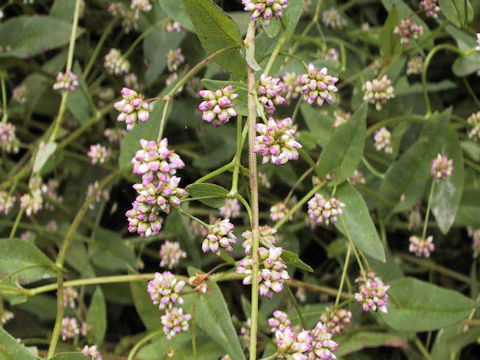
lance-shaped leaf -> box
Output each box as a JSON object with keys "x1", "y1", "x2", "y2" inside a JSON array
[
  {"x1": 184, "y1": 0, "x2": 246, "y2": 75},
  {"x1": 378, "y1": 108, "x2": 450, "y2": 216},
  {"x1": 431, "y1": 126, "x2": 464, "y2": 234},
  {"x1": 0, "y1": 16, "x2": 83, "y2": 58},
  {"x1": 335, "y1": 184, "x2": 386, "y2": 262},
  {"x1": 317, "y1": 102, "x2": 367, "y2": 184},
  {"x1": 0, "y1": 239, "x2": 57, "y2": 285},
  {"x1": 86, "y1": 287, "x2": 107, "y2": 345},
  {"x1": 0, "y1": 328, "x2": 37, "y2": 360},
  {"x1": 189, "y1": 267, "x2": 245, "y2": 360},
  {"x1": 186, "y1": 183, "x2": 229, "y2": 208},
  {"x1": 382, "y1": 277, "x2": 476, "y2": 331}
]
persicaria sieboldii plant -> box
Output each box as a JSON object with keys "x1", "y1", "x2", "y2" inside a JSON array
[{"x1": 2, "y1": 1, "x2": 479, "y2": 359}]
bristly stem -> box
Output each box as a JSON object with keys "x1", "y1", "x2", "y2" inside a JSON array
[{"x1": 245, "y1": 19, "x2": 260, "y2": 360}]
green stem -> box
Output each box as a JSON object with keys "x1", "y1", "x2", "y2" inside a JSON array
[
  {"x1": 194, "y1": 161, "x2": 234, "y2": 184},
  {"x1": 422, "y1": 181, "x2": 435, "y2": 240},
  {"x1": 335, "y1": 243, "x2": 352, "y2": 306},
  {"x1": 422, "y1": 44, "x2": 464, "y2": 116},
  {"x1": 274, "y1": 183, "x2": 323, "y2": 230},
  {"x1": 263, "y1": 33, "x2": 286, "y2": 77},
  {"x1": 286, "y1": 285, "x2": 307, "y2": 329},
  {"x1": 246, "y1": 19, "x2": 260, "y2": 360},
  {"x1": 362, "y1": 157, "x2": 386, "y2": 179},
  {"x1": 414, "y1": 337, "x2": 433, "y2": 360},
  {"x1": 230, "y1": 114, "x2": 244, "y2": 194},
  {"x1": 128, "y1": 329, "x2": 164, "y2": 360},
  {"x1": 156, "y1": 45, "x2": 237, "y2": 141},
  {"x1": 178, "y1": 208, "x2": 209, "y2": 228},
  {"x1": 366, "y1": 115, "x2": 427, "y2": 136},
  {"x1": 48, "y1": 0, "x2": 82, "y2": 143},
  {"x1": 124, "y1": 23, "x2": 162, "y2": 59},
  {"x1": 84, "y1": 17, "x2": 119, "y2": 79},
  {"x1": 1, "y1": 73, "x2": 8, "y2": 123},
  {"x1": 8, "y1": 208, "x2": 24, "y2": 240},
  {"x1": 46, "y1": 170, "x2": 122, "y2": 359}
]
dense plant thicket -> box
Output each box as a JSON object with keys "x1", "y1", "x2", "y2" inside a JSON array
[{"x1": 1, "y1": 0, "x2": 480, "y2": 359}]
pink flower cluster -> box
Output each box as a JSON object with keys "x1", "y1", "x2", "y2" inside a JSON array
[
  {"x1": 202, "y1": 218, "x2": 237, "y2": 255},
  {"x1": 393, "y1": 17, "x2": 424, "y2": 45},
  {"x1": 354, "y1": 270, "x2": 390, "y2": 314},
  {"x1": 467, "y1": 111, "x2": 480, "y2": 142},
  {"x1": 87, "y1": 144, "x2": 109, "y2": 164},
  {"x1": 299, "y1": 64, "x2": 339, "y2": 107},
  {"x1": 198, "y1": 85, "x2": 238, "y2": 126},
  {"x1": 430, "y1": 154, "x2": 454, "y2": 181},
  {"x1": 104, "y1": 48, "x2": 130, "y2": 75},
  {"x1": 147, "y1": 271, "x2": 191, "y2": 339},
  {"x1": 363, "y1": 76, "x2": 395, "y2": 110},
  {"x1": 131, "y1": 0, "x2": 151, "y2": 12},
  {"x1": 307, "y1": 193, "x2": 345, "y2": 226},
  {"x1": 268, "y1": 311, "x2": 339, "y2": 360},
  {"x1": 159, "y1": 241, "x2": 186, "y2": 269},
  {"x1": 236, "y1": 246, "x2": 289, "y2": 298},
  {"x1": 258, "y1": 75, "x2": 286, "y2": 114},
  {"x1": 374, "y1": 127, "x2": 393, "y2": 154},
  {"x1": 114, "y1": 87, "x2": 151, "y2": 131},
  {"x1": 253, "y1": 117, "x2": 302, "y2": 165},
  {"x1": 0, "y1": 122, "x2": 19, "y2": 154},
  {"x1": 147, "y1": 271, "x2": 185, "y2": 311},
  {"x1": 409, "y1": 235, "x2": 435, "y2": 257},
  {"x1": 242, "y1": 225, "x2": 277, "y2": 254},
  {"x1": 420, "y1": 0, "x2": 440, "y2": 18},
  {"x1": 126, "y1": 138, "x2": 185, "y2": 237},
  {"x1": 0, "y1": 191, "x2": 15, "y2": 215},
  {"x1": 82, "y1": 345, "x2": 103, "y2": 360},
  {"x1": 242, "y1": 0, "x2": 288, "y2": 26},
  {"x1": 53, "y1": 71, "x2": 79, "y2": 92},
  {"x1": 281, "y1": 72, "x2": 301, "y2": 101},
  {"x1": 320, "y1": 306, "x2": 352, "y2": 335}
]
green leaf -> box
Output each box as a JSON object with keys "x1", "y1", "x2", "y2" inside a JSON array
[
  {"x1": 0, "y1": 328, "x2": 37, "y2": 360},
  {"x1": 431, "y1": 126, "x2": 464, "y2": 234},
  {"x1": 284, "y1": 0, "x2": 305, "y2": 40},
  {"x1": 129, "y1": 272, "x2": 162, "y2": 331},
  {"x1": 379, "y1": 108, "x2": 451, "y2": 216},
  {"x1": 0, "y1": 16, "x2": 83, "y2": 58},
  {"x1": 317, "y1": 102, "x2": 367, "y2": 184},
  {"x1": 86, "y1": 287, "x2": 107, "y2": 346},
  {"x1": 382, "y1": 277, "x2": 476, "y2": 331},
  {"x1": 193, "y1": 269, "x2": 245, "y2": 360},
  {"x1": 380, "y1": 5, "x2": 400, "y2": 61},
  {"x1": 50, "y1": 0, "x2": 77, "y2": 21},
  {"x1": 50, "y1": 353, "x2": 88, "y2": 360},
  {"x1": 281, "y1": 250, "x2": 314, "y2": 272},
  {"x1": 186, "y1": 183, "x2": 229, "y2": 208},
  {"x1": 300, "y1": 104, "x2": 334, "y2": 147},
  {"x1": 144, "y1": 28, "x2": 185, "y2": 86},
  {"x1": 119, "y1": 100, "x2": 165, "y2": 169},
  {"x1": 439, "y1": 0, "x2": 474, "y2": 28},
  {"x1": 381, "y1": 0, "x2": 433, "y2": 49},
  {"x1": 90, "y1": 228, "x2": 135, "y2": 271},
  {"x1": 262, "y1": 19, "x2": 280, "y2": 38},
  {"x1": 33, "y1": 141, "x2": 57, "y2": 174},
  {"x1": 0, "y1": 239, "x2": 57, "y2": 284},
  {"x1": 193, "y1": 125, "x2": 236, "y2": 169},
  {"x1": 431, "y1": 324, "x2": 480, "y2": 360},
  {"x1": 158, "y1": 0, "x2": 194, "y2": 30},
  {"x1": 334, "y1": 332, "x2": 407, "y2": 357},
  {"x1": 183, "y1": 0, "x2": 246, "y2": 75},
  {"x1": 335, "y1": 184, "x2": 386, "y2": 262},
  {"x1": 452, "y1": 53, "x2": 480, "y2": 77},
  {"x1": 456, "y1": 188, "x2": 480, "y2": 227}
]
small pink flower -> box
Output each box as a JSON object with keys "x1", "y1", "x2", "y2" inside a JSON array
[{"x1": 87, "y1": 144, "x2": 109, "y2": 164}]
